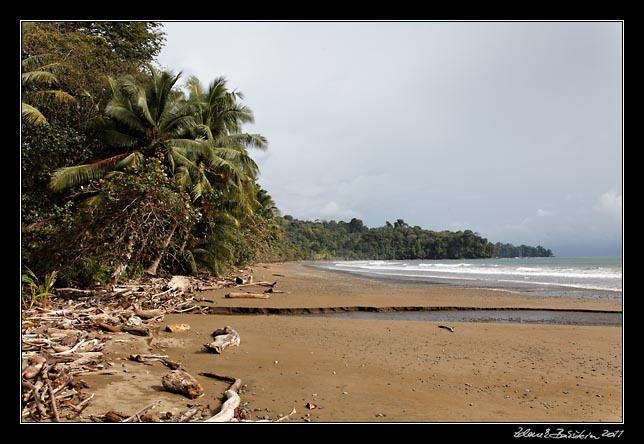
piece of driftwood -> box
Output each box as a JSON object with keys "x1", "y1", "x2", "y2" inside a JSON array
[
  {"x1": 203, "y1": 326, "x2": 240, "y2": 354},
  {"x1": 161, "y1": 358, "x2": 182, "y2": 370},
  {"x1": 161, "y1": 370, "x2": 204, "y2": 399},
  {"x1": 121, "y1": 325, "x2": 150, "y2": 336},
  {"x1": 128, "y1": 354, "x2": 169, "y2": 363},
  {"x1": 234, "y1": 280, "x2": 277, "y2": 288},
  {"x1": 235, "y1": 275, "x2": 253, "y2": 285},
  {"x1": 438, "y1": 325, "x2": 455, "y2": 332},
  {"x1": 122, "y1": 400, "x2": 162, "y2": 422},
  {"x1": 95, "y1": 321, "x2": 121, "y2": 332},
  {"x1": 204, "y1": 378, "x2": 242, "y2": 422},
  {"x1": 225, "y1": 292, "x2": 270, "y2": 299},
  {"x1": 23, "y1": 355, "x2": 47, "y2": 379},
  {"x1": 174, "y1": 407, "x2": 201, "y2": 423},
  {"x1": 165, "y1": 323, "x2": 191, "y2": 333},
  {"x1": 133, "y1": 306, "x2": 165, "y2": 320},
  {"x1": 199, "y1": 372, "x2": 237, "y2": 383}
]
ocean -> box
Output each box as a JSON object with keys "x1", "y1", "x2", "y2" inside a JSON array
[{"x1": 313, "y1": 256, "x2": 623, "y2": 300}]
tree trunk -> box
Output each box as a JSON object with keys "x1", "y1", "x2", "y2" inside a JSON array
[{"x1": 145, "y1": 222, "x2": 178, "y2": 276}]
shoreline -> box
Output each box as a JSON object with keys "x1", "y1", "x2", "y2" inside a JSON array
[
  {"x1": 304, "y1": 260, "x2": 623, "y2": 300},
  {"x1": 72, "y1": 261, "x2": 623, "y2": 423}
]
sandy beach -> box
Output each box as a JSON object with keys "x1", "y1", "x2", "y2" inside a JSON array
[{"x1": 76, "y1": 261, "x2": 623, "y2": 424}]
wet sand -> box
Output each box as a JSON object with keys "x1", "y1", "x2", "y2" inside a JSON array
[{"x1": 78, "y1": 261, "x2": 623, "y2": 423}]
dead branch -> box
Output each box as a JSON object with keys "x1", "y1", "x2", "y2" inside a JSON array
[
  {"x1": 204, "y1": 378, "x2": 242, "y2": 422},
  {"x1": 122, "y1": 400, "x2": 162, "y2": 423}
]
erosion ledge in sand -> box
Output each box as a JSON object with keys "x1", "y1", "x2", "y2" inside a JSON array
[{"x1": 77, "y1": 261, "x2": 623, "y2": 423}]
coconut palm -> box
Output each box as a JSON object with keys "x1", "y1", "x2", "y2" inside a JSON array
[
  {"x1": 185, "y1": 76, "x2": 268, "y2": 207},
  {"x1": 49, "y1": 67, "x2": 271, "y2": 278},
  {"x1": 22, "y1": 54, "x2": 75, "y2": 125},
  {"x1": 49, "y1": 67, "x2": 204, "y2": 193}
]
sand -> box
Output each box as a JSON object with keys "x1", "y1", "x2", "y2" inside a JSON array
[{"x1": 76, "y1": 262, "x2": 623, "y2": 423}]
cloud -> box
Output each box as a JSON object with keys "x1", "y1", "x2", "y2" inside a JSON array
[
  {"x1": 313, "y1": 201, "x2": 361, "y2": 221},
  {"x1": 537, "y1": 208, "x2": 554, "y2": 217},
  {"x1": 593, "y1": 190, "x2": 622, "y2": 217}
]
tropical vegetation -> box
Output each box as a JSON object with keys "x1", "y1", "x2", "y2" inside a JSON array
[
  {"x1": 21, "y1": 21, "x2": 281, "y2": 288},
  {"x1": 21, "y1": 21, "x2": 552, "y2": 293}
]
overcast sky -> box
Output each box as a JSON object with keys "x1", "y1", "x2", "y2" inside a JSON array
[{"x1": 156, "y1": 21, "x2": 622, "y2": 257}]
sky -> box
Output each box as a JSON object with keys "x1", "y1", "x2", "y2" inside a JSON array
[{"x1": 156, "y1": 21, "x2": 622, "y2": 257}]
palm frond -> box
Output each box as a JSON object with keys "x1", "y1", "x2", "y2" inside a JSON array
[
  {"x1": 21, "y1": 102, "x2": 47, "y2": 125},
  {"x1": 49, "y1": 152, "x2": 134, "y2": 192},
  {"x1": 31, "y1": 89, "x2": 76, "y2": 104},
  {"x1": 214, "y1": 133, "x2": 268, "y2": 151},
  {"x1": 101, "y1": 129, "x2": 144, "y2": 149},
  {"x1": 22, "y1": 70, "x2": 59, "y2": 87},
  {"x1": 105, "y1": 101, "x2": 148, "y2": 135}
]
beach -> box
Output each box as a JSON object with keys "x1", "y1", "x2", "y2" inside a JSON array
[{"x1": 77, "y1": 261, "x2": 623, "y2": 423}]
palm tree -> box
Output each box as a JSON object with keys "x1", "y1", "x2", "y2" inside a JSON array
[
  {"x1": 49, "y1": 67, "x2": 209, "y2": 280},
  {"x1": 49, "y1": 67, "x2": 270, "y2": 278},
  {"x1": 185, "y1": 76, "x2": 267, "y2": 207},
  {"x1": 49, "y1": 67, "x2": 204, "y2": 193},
  {"x1": 22, "y1": 54, "x2": 75, "y2": 125}
]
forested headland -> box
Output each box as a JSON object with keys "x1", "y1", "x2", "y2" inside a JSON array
[
  {"x1": 21, "y1": 22, "x2": 552, "y2": 293},
  {"x1": 273, "y1": 216, "x2": 552, "y2": 261}
]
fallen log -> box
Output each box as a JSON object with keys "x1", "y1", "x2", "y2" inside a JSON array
[
  {"x1": 203, "y1": 326, "x2": 240, "y2": 354},
  {"x1": 161, "y1": 370, "x2": 204, "y2": 399},
  {"x1": 204, "y1": 378, "x2": 242, "y2": 422},
  {"x1": 225, "y1": 292, "x2": 270, "y2": 299}
]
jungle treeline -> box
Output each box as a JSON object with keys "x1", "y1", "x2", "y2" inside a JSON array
[{"x1": 273, "y1": 216, "x2": 551, "y2": 261}]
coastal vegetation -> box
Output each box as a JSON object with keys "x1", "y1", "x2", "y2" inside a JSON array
[
  {"x1": 21, "y1": 22, "x2": 280, "y2": 288},
  {"x1": 21, "y1": 21, "x2": 553, "y2": 291}
]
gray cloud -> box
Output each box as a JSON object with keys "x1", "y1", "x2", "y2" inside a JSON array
[{"x1": 157, "y1": 21, "x2": 622, "y2": 256}]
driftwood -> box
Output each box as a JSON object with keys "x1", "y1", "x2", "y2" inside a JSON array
[
  {"x1": 121, "y1": 325, "x2": 150, "y2": 336},
  {"x1": 199, "y1": 372, "x2": 237, "y2": 383},
  {"x1": 235, "y1": 275, "x2": 253, "y2": 285},
  {"x1": 203, "y1": 326, "x2": 241, "y2": 354},
  {"x1": 21, "y1": 267, "x2": 255, "y2": 422},
  {"x1": 122, "y1": 400, "x2": 162, "y2": 422},
  {"x1": 128, "y1": 354, "x2": 169, "y2": 363},
  {"x1": 165, "y1": 323, "x2": 191, "y2": 333},
  {"x1": 225, "y1": 292, "x2": 270, "y2": 299},
  {"x1": 161, "y1": 370, "x2": 204, "y2": 399},
  {"x1": 133, "y1": 306, "x2": 165, "y2": 320},
  {"x1": 175, "y1": 407, "x2": 201, "y2": 423},
  {"x1": 234, "y1": 280, "x2": 277, "y2": 288},
  {"x1": 204, "y1": 378, "x2": 242, "y2": 422},
  {"x1": 438, "y1": 325, "x2": 455, "y2": 332}
]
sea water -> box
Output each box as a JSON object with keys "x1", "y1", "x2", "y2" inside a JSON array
[{"x1": 314, "y1": 257, "x2": 622, "y2": 300}]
